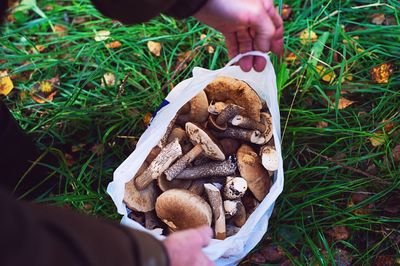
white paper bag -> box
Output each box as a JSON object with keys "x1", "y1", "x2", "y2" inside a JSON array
[{"x1": 107, "y1": 51, "x2": 284, "y2": 266}]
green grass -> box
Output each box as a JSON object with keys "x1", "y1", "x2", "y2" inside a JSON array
[{"x1": 1, "y1": 0, "x2": 400, "y2": 264}]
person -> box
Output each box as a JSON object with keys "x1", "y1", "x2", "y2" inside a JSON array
[{"x1": 0, "y1": 0, "x2": 283, "y2": 265}]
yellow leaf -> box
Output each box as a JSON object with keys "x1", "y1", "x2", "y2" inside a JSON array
[
  {"x1": 105, "y1": 41, "x2": 121, "y2": 49},
  {"x1": 30, "y1": 76, "x2": 59, "y2": 103},
  {"x1": 143, "y1": 112, "x2": 152, "y2": 126},
  {"x1": 369, "y1": 132, "x2": 385, "y2": 147},
  {"x1": 147, "y1": 41, "x2": 161, "y2": 56},
  {"x1": 200, "y1": 34, "x2": 207, "y2": 41},
  {"x1": 316, "y1": 65, "x2": 336, "y2": 83},
  {"x1": 94, "y1": 30, "x2": 110, "y2": 42},
  {"x1": 101, "y1": 73, "x2": 116, "y2": 87},
  {"x1": 0, "y1": 71, "x2": 14, "y2": 96},
  {"x1": 370, "y1": 63, "x2": 393, "y2": 84},
  {"x1": 207, "y1": 45, "x2": 215, "y2": 54},
  {"x1": 316, "y1": 121, "x2": 328, "y2": 128},
  {"x1": 371, "y1": 13, "x2": 385, "y2": 25},
  {"x1": 299, "y1": 29, "x2": 317, "y2": 44},
  {"x1": 337, "y1": 97, "x2": 354, "y2": 109},
  {"x1": 54, "y1": 25, "x2": 68, "y2": 36}
]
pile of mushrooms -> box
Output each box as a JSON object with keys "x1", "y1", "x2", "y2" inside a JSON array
[{"x1": 124, "y1": 77, "x2": 279, "y2": 239}]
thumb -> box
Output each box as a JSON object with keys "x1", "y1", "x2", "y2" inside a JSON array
[{"x1": 187, "y1": 226, "x2": 213, "y2": 248}]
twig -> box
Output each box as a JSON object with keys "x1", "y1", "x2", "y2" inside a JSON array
[
  {"x1": 116, "y1": 71, "x2": 131, "y2": 99},
  {"x1": 305, "y1": 147, "x2": 391, "y2": 185}
]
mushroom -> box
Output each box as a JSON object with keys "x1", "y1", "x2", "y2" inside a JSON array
[
  {"x1": 260, "y1": 145, "x2": 279, "y2": 171},
  {"x1": 224, "y1": 200, "x2": 238, "y2": 217},
  {"x1": 159, "y1": 115, "x2": 178, "y2": 147},
  {"x1": 128, "y1": 211, "x2": 145, "y2": 226},
  {"x1": 208, "y1": 101, "x2": 228, "y2": 115},
  {"x1": 124, "y1": 161, "x2": 158, "y2": 212},
  {"x1": 175, "y1": 157, "x2": 237, "y2": 180},
  {"x1": 204, "y1": 183, "x2": 226, "y2": 240},
  {"x1": 220, "y1": 138, "x2": 240, "y2": 156},
  {"x1": 242, "y1": 193, "x2": 260, "y2": 218},
  {"x1": 176, "y1": 91, "x2": 209, "y2": 125},
  {"x1": 167, "y1": 127, "x2": 192, "y2": 153},
  {"x1": 145, "y1": 146, "x2": 161, "y2": 164},
  {"x1": 232, "y1": 201, "x2": 246, "y2": 227},
  {"x1": 164, "y1": 123, "x2": 225, "y2": 181},
  {"x1": 207, "y1": 115, "x2": 227, "y2": 131},
  {"x1": 260, "y1": 112, "x2": 273, "y2": 144},
  {"x1": 211, "y1": 127, "x2": 266, "y2": 145},
  {"x1": 230, "y1": 115, "x2": 266, "y2": 133},
  {"x1": 155, "y1": 189, "x2": 212, "y2": 231},
  {"x1": 215, "y1": 104, "x2": 245, "y2": 127},
  {"x1": 237, "y1": 144, "x2": 271, "y2": 201},
  {"x1": 157, "y1": 174, "x2": 192, "y2": 192},
  {"x1": 144, "y1": 211, "x2": 163, "y2": 230},
  {"x1": 204, "y1": 76, "x2": 262, "y2": 121},
  {"x1": 134, "y1": 138, "x2": 182, "y2": 190},
  {"x1": 223, "y1": 177, "x2": 248, "y2": 200},
  {"x1": 187, "y1": 179, "x2": 206, "y2": 195}
]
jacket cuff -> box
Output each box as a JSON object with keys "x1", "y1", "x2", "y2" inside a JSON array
[{"x1": 164, "y1": 0, "x2": 207, "y2": 19}]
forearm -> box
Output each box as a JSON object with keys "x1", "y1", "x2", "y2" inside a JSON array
[
  {"x1": 90, "y1": 0, "x2": 207, "y2": 24},
  {"x1": 0, "y1": 188, "x2": 169, "y2": 266}
]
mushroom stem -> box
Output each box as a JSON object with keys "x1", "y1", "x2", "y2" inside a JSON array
[
  {"x1": 134, "y1": 138, "x2": 182, "y2": 190},
  {"x1": 145, "y1": 211, "x2": 161, "y2": 230},
  {"x1": 211, "y1": 128, "x2": 266, "y2": 145},
  {"x1": 208, "y1": 101, "x2": 228, "y2": 115},
  {"x1": 233, "y1": 201, "x2": 246, "y2": 227},
  {"x1": 175, "y1": 157, "x2": 237, "y2": 180},
  {"x1": 164, "y1": 144, "x2": 203, "y2": 181},
  {"x1": 231, "y1": 115, "x2": 266, "y2": 133},
  {"x1": 204, "y1": 183, "x2": 226, "y2": 240},
  {"x1": 216, "y1": 104, "x2": 245, "y2": 125}
]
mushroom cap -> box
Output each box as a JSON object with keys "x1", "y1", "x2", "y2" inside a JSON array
[
  {"x1": 237, "y1": 144, "x2": 271, "y2": 201},
  {"x1": 260, "y1": 145, "x2": 279, "y2": 171},
  {"x1": 124, "y1": 162, "x2": 158, "y2": 212},
  {"x1": 224, "y1": 200, "x2": 238, "y2": 216},
  {"x1": 208, "y1": 101, "x2": 228, "y2": 115},
  {"x1": 260, "y1": 112, "x2": 273, "y2": 142},
  {"x1": 185, "y1": 122, "x2": 225, "y2": 160},
  {"x1": 177, "y1": 91, "x2": 209, "y2": 124},
  {"x1": 155, "y1": 189, "x2": 212, "y2": 231},
  {"x1": 224, "y1": 177, "x2": 248, "y2": 200},
  {"x1": 157, "y1": 174, "x2": 192, "y2": 192},
  {"x1": 207, "y1": 115, "x2": 227, "y2": 131},
  {"x1": 204, "y1": 77, "x2": 262, "y2": 122}
]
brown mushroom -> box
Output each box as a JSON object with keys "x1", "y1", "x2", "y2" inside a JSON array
[
  {"x1": 208, "y1": 101, "x2": 228, "y2": 115},
  {"x1": 232, "y1": 201, "x2": 246, "y2": 227},
  {"x1": 230, "y1": 115, "x2": 266, "y2": 133},
  {"x1": 207, "y1": 115, "x2": 227, "y2": 131},
  {"x1": 155, "y1": 189, "x2": 212, "y2": 231},
  {"x1": 167, "y1": 127, "x2": 192, "y2": 153},
  {"x1": 144, "y1": 211, "x2": 163, "y2": 230},
  {"x1": 215, "y1": 104, "x2": 245, "y2": 127},
  {"x1": 124, "y1": 161, "x2": 158, "y2": 212},
  {"x1": 176, "y1": 91, "x2": 209, "y2": 124},
  {"x1": 204, "y1": 183, "x2": 226, "y2": 240},
  {"x1": 204, "y1": 76, "x2": 262, "y2": 121},
  {"x1": 187, "y1": 179, "x2": 206, "y2": 195},
  {"x1": 175, "y1": 157, "x2": 237, "y2": 180},
  {"x1": 211, "y1": 127, "x2": 266, "y2": 145},
  {"x1": 242, "y1": 193, "x2": 260, "y2": 218},
  {"x1": 164, "y1": 122, "x2": 225, "y2": 181},
  {"x1": 145, "y1": 146, "x2": 161, "y2": 164},
  {"x1": 260, "y1": 112, "x2": 273, "y2": 144},
  {"x1": 157, "y1": 174, "x2": 192, "y2": 192},
  {"x1": 159, "y1": 115, "x2": 178, "y2": 147},
  {"x1": 260, "y1": 145, "x2": 279, "y2": 172},
  {"x1": 220, "y1": 138, "x2": 240, "y2": 156},
  {"x1": 128, "y1": 211, "x2": 145, "y2": 226},
  {"x1": 237, "y1": 144, "x2": 271, "y2": 201},
  {"x1": 134, "y1": 138, "x2": 182, "y2": 190}
]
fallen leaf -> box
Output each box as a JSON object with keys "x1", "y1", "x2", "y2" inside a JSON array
[
  {"x1": 207, "y1": 45, "x2": 215, "y2": 54},
  {"x1": 299, "y1": 29, "x2": 318, "y2": 44},
  {"x1": 285, "y1": 52, "x2": 298, "y2": 64},
  {"x1": 334, "y1": 249, "x2": 353, "y2": 266},
  {"x1": 30, "y1": 76, "x2": 59, "y2": 103},
  {"x1": 316, "y1": 65, "x2": 336, "y2": 83},
  {"x1": 101, "y1": 73, "x2": 116, "y2": 87},
  {"x1": 54, "y1": 25, "x2": 68, "y2": 36},
  {"x1": 105, "y1": 41, "x2": 121, "y2": 49},
  {"x1": 337, "y1": 97, "x2": 354, "y2": 109},
  {"x1": 382, "y1": 119, "x2": 394, "y2": 132},
  {"x1": 0, "y1": 71, "x2": 14, "y2": 96},
  {"x1": 392, "y1": 145, "x2": 400, "y2": 163},
  {"x1": 349, "y1": 191, "x2": 374, "y2": 215},
  {"x1": 326, "y1": 226, "x2": 349, "y2": 241},
  {"x1": 371, "y1": 13, "x2": 385, "y2": 25},
  {"x1": 147, "y1": 41, "x2": 161, "y2": 56},
  {"x1": 94, "y1": 30, "x2": 110, "y2": 42},
  {"x1": 281, "y1": 4, "x2": 292, "y2": 21},
  {"x1": 71, "y1": 143, "x2": 86, "y2": 153},
  {"x1": 72, "y1": 17, "x2": 88, "y2": 24},
  {"x1": 383, "y1": 16, "x2": 397, "y2": 26},
  {"x1": 64, "y1": 153, "x2": 74, "y2": 167},
  {"x1": 369, "y1": 132, "x2": 385, "y2": 147},
  {"x1": 371, "y1": 63, "x2": 393, "y2": 84},
  {"x1": 249, "y1": 245, "x2": 285, "y2": 264},
  {"x1": 383, "y1": 194, "x2": 400, "y2": 216},
  {"x1": 200, "y1": 33, "x2": 207, "y2": 41},
  {"x1": 316, "y1": 121, "x2": 328, "y2": 128},
  {"x1": 30, "y1": 44, "x2": 46, "y2": 54},
  {"x1": 91, "y1": 143, "x2": 105, "y2": 156},
  {"x1": 143, "y1": 112, "x2": 152, "y2": 126}
]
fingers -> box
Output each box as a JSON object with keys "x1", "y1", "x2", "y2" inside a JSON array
[
  {"x1": 236, "y1": 28, "x2": 254, "y2": 72},
  {"x1": 252, "y1": 13, "x2": 275, "y2": 71},
  {"x1": 264, "y1": 1, "x2": 284, "y2": 56},
  {"x1": 224, "y1": 32, "x2": 239, "y2": 59},
  {"x1": 187, "y1": 225, "x2": 213, "y2": 248}
]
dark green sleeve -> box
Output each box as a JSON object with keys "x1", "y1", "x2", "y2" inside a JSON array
[
  {"x1": 0, "y1": 189, "x2": 169, "y2": 266},
  {"x1": 91, "y1": 0, "x2": 207, "y2": 24}
]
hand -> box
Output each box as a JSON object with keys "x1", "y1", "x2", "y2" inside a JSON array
[
  {"x1": 163, "y1": 226, "x2": 215, "y2": 266},
  {"x1": 194, "y1": 0, "x2": 283, "y2": 72}
]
